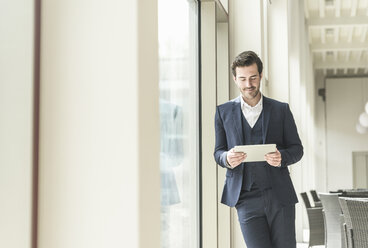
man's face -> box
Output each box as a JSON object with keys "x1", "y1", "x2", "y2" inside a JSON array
[{"x1": 233, "y1": 63, "x2": 262, "y2": 102}]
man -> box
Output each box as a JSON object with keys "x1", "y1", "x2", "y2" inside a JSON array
[{"x1": 214, "y1": 51, "x2": 303, "y2": 248}]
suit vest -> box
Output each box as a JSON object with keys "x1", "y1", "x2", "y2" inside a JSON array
[{"x1": 241, "y1": 111, "x2": 272, "y2": 191}]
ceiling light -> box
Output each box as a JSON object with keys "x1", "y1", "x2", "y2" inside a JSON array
[
  {"x1": 359, "y1": 112, "x2": 368, "y2": 128},
  {"x1": 356, "y1": 122, "x2": 367, "y2": 134}
]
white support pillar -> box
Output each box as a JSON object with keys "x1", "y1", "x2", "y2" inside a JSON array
[
  {"x1": 201, "y1": 2, "x2": 218, "y2": 248},
  {"x1": 229, "y1": 0, "x2": 263, "y2": 99},
  {"x1": 217, "y1": 20, "x2": 231, "y2": 248},
  {"x1": 288, "y1": 0, "x2": 317, "y2": 243},
  {"x1": 0, "y1": 1, "x2": 34, "y2": 248},
  {"x1": 268, "y1": 0, "x2": 290, "y2": 102},
  {"x1": 38, "y1": 1, "x2": 160, "y2": 248}
]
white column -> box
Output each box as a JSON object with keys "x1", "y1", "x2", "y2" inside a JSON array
[
  {"x1": 287, "y1": 0, "x2": 317, "y2": 242},
  {"x1": 217, "y1": 21, "x2": 231, "y2": 248},
  {"x1": 0, "y1": 1, "x2": 33, "y2": 248},
  {"x1": 38, "y1": 1, "x2": 160, "y2": 248},
  {"x1": 229, "y1": 0, "x2": 263, "y2": 99},
  {"x1": 314, "y1": 71, "x2": 327, "y2": 192},
  {"x1": 201, "y1": 3, "x2": 218, "y2": 248},
  {"x1": 267, "y1": 0, "x2": 290, "y2": 102}
]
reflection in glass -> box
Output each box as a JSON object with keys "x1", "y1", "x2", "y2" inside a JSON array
[{"x1": 158, "y1": 0, "x2": 199, "y2": 247}]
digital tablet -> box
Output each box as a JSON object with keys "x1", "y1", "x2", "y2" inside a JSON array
[{"x1": 233, "y1": 144, "x2": 276, "y2": 162}]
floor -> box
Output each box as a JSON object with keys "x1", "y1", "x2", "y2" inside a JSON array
[{"x1": 297, "y1": 244, "x2": 324, "y2": 248}]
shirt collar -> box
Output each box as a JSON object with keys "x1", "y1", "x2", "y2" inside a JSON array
[{"x1": 240, "y1": 94, "x2": 263, "y2": 111}]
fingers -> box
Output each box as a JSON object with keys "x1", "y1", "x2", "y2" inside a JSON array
[
  {"x1": 227, "y1": 148, "x2": 246, "y2": 168},
  {"x1": 228, "y1": 153, "x2": 246, "y2": 164},
  {"x1": 265, "y1": 157, "x2": 281, "y2": 166},
  {"x1": 264, "y1": 149, "x2": 282, "y2": 167},
  {"x1": 227, "y1": 147, "x2": 282, "y2": 167},
  {"x1": 229, "y1": 151, "x2": 245, "y2": 159}
]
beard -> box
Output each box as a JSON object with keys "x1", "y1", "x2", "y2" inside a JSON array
[{"x1": 240, "y1": 87, "x2": 260, "y2": 100}]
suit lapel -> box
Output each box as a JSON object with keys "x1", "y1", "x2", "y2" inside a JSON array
[
  {"x1": 232, "y1": 97, "x2": 243, "y2": 144},
  {"x1": 262, "y1": 96, "x2": 272, "y2": 144}
]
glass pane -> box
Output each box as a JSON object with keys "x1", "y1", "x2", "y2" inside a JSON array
[{"x1": 158, "y1": 0, "x2": 199, "y2": 248}]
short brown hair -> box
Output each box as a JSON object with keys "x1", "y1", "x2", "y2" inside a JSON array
[{"x1": 231, "y1": 51, "x2": 263, "y2": 77}]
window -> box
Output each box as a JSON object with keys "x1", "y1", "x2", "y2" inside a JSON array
[{"x1": 158, "y1": 0, "x2": 199, "y2": 248}]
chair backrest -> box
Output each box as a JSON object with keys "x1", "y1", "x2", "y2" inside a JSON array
[
  {"x1": 339, "y1": 197, "x2": 353, "y2": 229},
  {"x1": 342, "y1": 191, "x2": 368, "y2": 198},
  {"x1": 340, "y1": 214, "x2": 348, "y2": 248},
  {"x1": 319, "y1": 193, "x2": 341, "y2": 213},
  {"x1": 345, "y1": 198, "x2": 368, "y2": 248},
  {"x1": 319, "y1": 193, "x2": 342, "y2": 248},
  {"x1": 339, "y1": 197, "x2": 354, "y2": 248},
  {"x1": 310, "y1": 190, "x2": 321, "y2": 202},
  {"x1": 301, "y1": 192, "x2": 312, "y2": 209}
]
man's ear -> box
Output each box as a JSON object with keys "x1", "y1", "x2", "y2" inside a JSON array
[
  {"x1": 233, "y1": 75, "x2": 236, "y2": 82},
  {"x1": 259, "y1": 73, "x2": 263, "y2": 80}
]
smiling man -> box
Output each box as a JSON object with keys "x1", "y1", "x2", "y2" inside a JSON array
[{"x1": 214, "y1": 51, "x2": 303, "y2": 248}]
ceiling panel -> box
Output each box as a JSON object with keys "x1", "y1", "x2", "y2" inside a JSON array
[{"x1": 305, "y1": 0, "x2": 368, "y2": 76}]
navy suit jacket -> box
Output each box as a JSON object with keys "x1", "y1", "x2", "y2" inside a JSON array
[{"x1": 214, "y1": 96, "x2": 303, "y2": 207}]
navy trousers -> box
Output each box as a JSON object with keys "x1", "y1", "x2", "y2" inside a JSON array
[{"x1": 235, "y1": 188, "x2": 296, "y2": 248}]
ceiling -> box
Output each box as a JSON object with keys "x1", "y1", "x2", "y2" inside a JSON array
[{"x1": 304, "y1": 0, "x2": 368, "y2": 77}]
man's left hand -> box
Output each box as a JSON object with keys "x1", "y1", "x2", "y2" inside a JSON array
[{"x1": 265, "y1": 149, "x2": 282, "y2": 167}]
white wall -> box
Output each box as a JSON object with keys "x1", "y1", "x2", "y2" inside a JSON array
[
  {"x1": 38, "y1": 1, "x2": 160, "y2": 248},
  {"x1": 286, "y1": 0, "x2": 316, "y2": 242},
  {"x1": 0, "y1": 1, "x2": 33, "y2": 247},
  {"x1": 325, "y1": 77, "x2": 368, "y2": 190}
]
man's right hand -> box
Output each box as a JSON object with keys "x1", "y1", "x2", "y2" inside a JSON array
[{"x1": 226, "y1": 148, "x2": 246, "y2": 168}]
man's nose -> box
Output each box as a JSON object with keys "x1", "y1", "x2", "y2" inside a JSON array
[{"x1": 244, "y1": 80, "x2": 252, "y2": 86}]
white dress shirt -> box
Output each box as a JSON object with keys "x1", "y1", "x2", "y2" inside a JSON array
[{"x1": 240, "y1": 94, "x2": 263, "y2": 128}]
